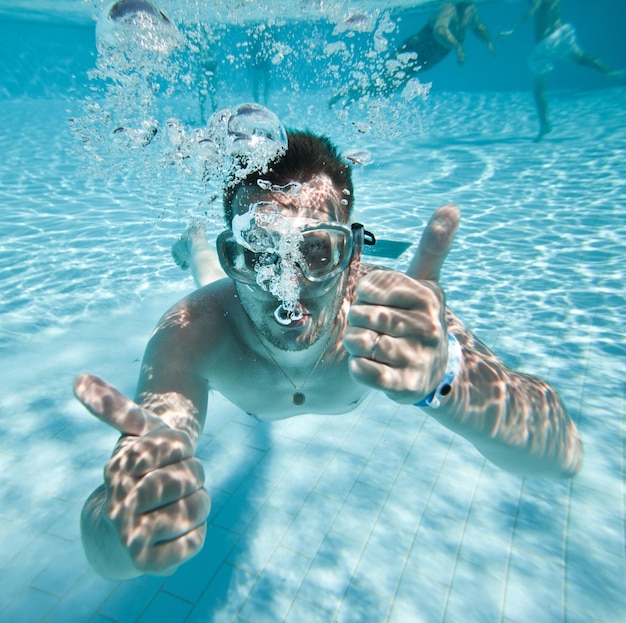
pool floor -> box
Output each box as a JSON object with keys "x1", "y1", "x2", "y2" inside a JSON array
[{"x1": 0, "y1": 87, "x2": 625, "y2": 622}]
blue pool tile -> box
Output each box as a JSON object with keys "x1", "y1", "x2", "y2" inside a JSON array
[
  {"x1": 312, "y1": 449, "x2": 367, "y2": 502},
  {"x1": 295, "y1": 531, "x2": 360, "y2": 613},
  {"x1": 28, "y1": 497, "x2": 74, "y2": 535},
  {"x1": 212, "y1": 475, "x2": 274, "y2": 535},
  {"x1": 572, "y1": 442, "x2": 625, "y2": 501},
  {"x1": 204, "y1": 446, "x2": 267, "y2": 496},
  {"x1": 0, "y1": 532, "x2": 72, "y2": 601},
  {"x1": 300, "y1": 437, "x2": 344, "y2": 472},
  {"x1": 402, "y1": 435, "x2": 450, "y2": 484},
  {"x1": 503, "y1": 551, "x2": 565, "y2": 623},
  {"x1": 45, "y1": 503, "x2": 82, "y2": 541},
  {"x1": 375, "y1": 410, "x2": 425, "y2": 452},
  {"x1": 512, "y1": 493, "x2": 569, "y2": 560},
  {"x1": 377, "y1": 470, "x2": 433, "y2": 534},
  {"x1": 351, "y1": 522, "x2": 412, "y2": 597},
  {"x1": 360, "y1": 394, "x2": 401, "y2": 425},
  {"x1": 263, "y1": 484, "x2": 308, "y2": 518},
  {"x1": 306, "y1": 419, "x2": 355, "y2": 452},
  {"x1": 356, "y1": 442, "x2": 408, "y2": 491},
  {"x1": 567, "y1": 483, "x2": 624, "y2": 564},
  {"x1": 253, "y1": 438, "x2": 304, "y2": 476},
  {"x1": 281, "y1": 491, "x2": 342, "y2": 556},
  {"x1": 330, "y1": 481, "x2": 386, "y2": 544},
  {"x1": 163, "y1": 524, "x2": 240, "y2": 603},
  {"x1": 425, "y1": 464, "x2": 481, "y2": 523},
  {"x1": 261, "y1": 545, "x2": 312, "y2": 593},
  {"x1": 0, "y1": 565, "x2": 29, "y2": 612},
  {"x1": 31, "y1": 539, "x2": 89, "y2": 597},
  {"x1": 278, "y1": 414, "x2": 325, "y2": 444},
  {"x1": 238, "y1": 577, "x2": 295, "y2": 623},
  {"x1": 264, "y1": 460, "x2": 324, "y2": 516},
  {"x1": 406, "y1": 512, "x2": 465, "y2": 588},
  {"x1": 41, "y1": 571, "x2": 117, "y2": 623},
  {"x1": 443, "y1": 559, "x2": 505, "y2": 623},
  {"x1": 335, "y1": 581, "x2": 392, "y2": 623},
  {"x1": 457, "y1": 503, "x2": 515, "y2": 577},
  {"x1": 336, "y1": 415, "x2": 385, "y2": 459},
  {"x1": 388, "y1": 568, "x2": 448, "y2": 623},
  {"x1": 225, "y1": 507, "x2": 294, "y2": 576},
  {"x1": 0, "y1": 586, "x2": 57, "y2": 623},
  {"x1": 564, "y1": 547, "x2": 626, "y2": 622},
  {"x1": 99, "y1": 574, "x2": 164, "y2": 623},
  {"x1": 471, "y1": 467, "x2": 524, "y2": 516},
  {"x1": 185, "y1": 563, "x2": 256, "y2": 623},
  {"x1": 283, "y1": 597, "x2": 334, "y2": 623},
  {"x1": 136, "y1": 591, "x2": 192, "y2": 623}
]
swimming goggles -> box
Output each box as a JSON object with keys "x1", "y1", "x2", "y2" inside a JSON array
[{"x1": 216, "y1": 221, "x2": 375, "y2": 285}]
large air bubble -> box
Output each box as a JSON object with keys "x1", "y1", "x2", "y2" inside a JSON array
[{"x1": 198, "y1": 103, "x2": 288, "y2": 187}]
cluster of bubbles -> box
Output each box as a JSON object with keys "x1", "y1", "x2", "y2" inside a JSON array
[
  {"x1": 89, "y1": 0, "x2": 181, "y2": 148},
  {"x1": 71, "y1": 1, "x2": 288, "y2": 187},
  {"x1": 199, "y1": 103, "x2": 288, "y2": 185},
  {"x1": 232, "y1": 200, "x2": 305, "y2": 315},
  {"x1": 70, "y1": 0, "x2": 287, "y2": 224},
  {"x1": 69, "y1": 0, "x2": 433, "y2": 237},
  {"x1": 67, "y1": 0, "x2": 433, "y2": 313}
]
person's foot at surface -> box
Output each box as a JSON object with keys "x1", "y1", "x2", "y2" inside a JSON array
[{"x1": 171, "y1": 221, "x2": 206, "y2": 270}]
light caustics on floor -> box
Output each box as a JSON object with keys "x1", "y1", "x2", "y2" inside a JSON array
[{"x1": 0, "y1": 85, "x2": 625, "y2": 622}]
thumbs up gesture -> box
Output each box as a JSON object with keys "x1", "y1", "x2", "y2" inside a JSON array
[
  {"x1": 343, "y1": 204, "x2": 460, "y2": 404},
  {"x1": 74, "y1": 374, "x2": 211, "y2": 575}
]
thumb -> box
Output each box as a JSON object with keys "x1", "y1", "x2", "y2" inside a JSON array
[
  {"x1": 406, "y1": 204, "x2": 460, "y2": 282},
  {"x1": 73, "y1": 373, "x2": 164, "y2": 437}
]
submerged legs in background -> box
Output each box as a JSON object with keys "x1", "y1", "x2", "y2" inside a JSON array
[
  {"x1": 532, "y1": 73, "x2": 551, "y2": 142},
  {"x1": 172, "y1": 221, "x2": 225, "y2": 287}
]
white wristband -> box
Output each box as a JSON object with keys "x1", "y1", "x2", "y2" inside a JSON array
[{"x1": 415, "y1": 334, "x2": 462, "y2": 409}]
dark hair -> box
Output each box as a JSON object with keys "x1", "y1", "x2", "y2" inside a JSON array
[{"x1": 223, "y1": 130, "x2": 354, "y2": 226}]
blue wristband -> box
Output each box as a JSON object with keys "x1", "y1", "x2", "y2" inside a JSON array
[{"x1": 415, "y1": 334, "x2": 462, "y2": 409}]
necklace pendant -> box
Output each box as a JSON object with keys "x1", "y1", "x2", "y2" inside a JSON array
[{"x1": 291, "y1": 391, "x2": 306, "y2": 406}]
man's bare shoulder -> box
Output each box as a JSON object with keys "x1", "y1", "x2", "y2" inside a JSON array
[
  {"x1": 187, "y1": 278, "x2": 238, "y2": 313},
  {"x1": 151, "y1": 279, "x2": 240, "y2": 346},
  {"x1": 138, "y1": 279, "x2": 251, "y2": 391}
]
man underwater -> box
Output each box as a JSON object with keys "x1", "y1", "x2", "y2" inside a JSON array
[{"x1": 76, "y1": 130, "x2": 582, "y2": 580}]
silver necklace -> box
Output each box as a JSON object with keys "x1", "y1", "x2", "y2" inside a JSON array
[{"x1": 255, "y1": 317, "x2": 339, "y2": 406}]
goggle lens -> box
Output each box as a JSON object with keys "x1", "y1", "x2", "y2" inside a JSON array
[{"x1": 217, "y1": 224, "x2": 355, "y2": 285}]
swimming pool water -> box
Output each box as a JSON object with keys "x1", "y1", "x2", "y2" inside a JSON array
[{"x1": 0, "y1": 2, "x2": 625, "y2": 622}]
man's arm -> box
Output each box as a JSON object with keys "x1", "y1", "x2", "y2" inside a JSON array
[
  {"x1": 433, "y1": 310, "x2": 582, "y2": 477},
  {"x1": 76, "y1": 304, "x2": 212, "y2": 579},
  {"x1": 344, "y1": 205, "x2": 582, "y2": 478},
  {"x1": 499, "y1": 0, "x2": 541, "y2": 37}
]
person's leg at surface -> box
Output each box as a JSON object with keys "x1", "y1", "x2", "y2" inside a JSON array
[
  {"x1": 569, "y1": 45, "x2": 625, "y2": 80},
  {"x1": 532, "y1": 73, "x2": 551, "y2": 142},
  {"x1": 527, "y1": 39, "x2": 554, "y2": 142},
  {"x1": 172, "y1": 221, "x2": 226, "y2": 287}
]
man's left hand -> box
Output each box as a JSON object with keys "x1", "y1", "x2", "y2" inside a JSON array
[{"x1": 343, "y1": 204, "x2": 460, "y2": 404}]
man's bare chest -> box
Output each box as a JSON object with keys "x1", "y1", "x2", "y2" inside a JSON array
[{"x1": 209, "y1": 351, "x2": 368, "y2": 421}]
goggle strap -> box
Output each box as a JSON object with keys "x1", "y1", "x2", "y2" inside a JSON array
[{"x1": 351, "y1": 223, "x2": 377, "y2": 249}]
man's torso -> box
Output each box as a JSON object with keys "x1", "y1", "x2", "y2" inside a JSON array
[{"x1": 165, "y1": 279, "x2": 370, "y2": 421}]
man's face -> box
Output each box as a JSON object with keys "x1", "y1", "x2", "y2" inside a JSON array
[{"x1": 230, "y1": 174, "x2": 349, "y2": 351}]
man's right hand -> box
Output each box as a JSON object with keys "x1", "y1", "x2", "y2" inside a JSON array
[{"x1": 74, "y1": 373, "x2": 211, "y2": 576}]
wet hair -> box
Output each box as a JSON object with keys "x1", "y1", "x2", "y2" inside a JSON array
[{"x1": 223, "y1": 130, "x2": 354, "y2": 226}]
